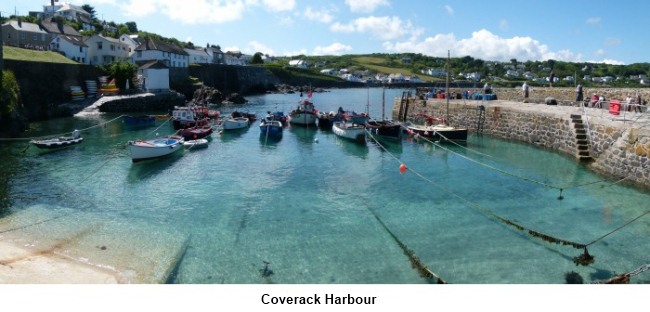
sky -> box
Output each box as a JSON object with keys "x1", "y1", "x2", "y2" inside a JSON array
[{"x1": 4, "y1": 0, "x2": 649, "y2": 65}]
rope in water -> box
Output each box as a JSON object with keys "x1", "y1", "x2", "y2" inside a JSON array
[
  {"x1": 366, "y1": 129, "x2": 648, "y2": 266},
  {"x1": 594, "y1": 263, "x2": 650, "y2": 284},
  {"x1": 408, "y1": 128, "x2": 617, "y2": 199},
  {"x1": 0, "y1": 114, "x2": 128, "y2": 142}
]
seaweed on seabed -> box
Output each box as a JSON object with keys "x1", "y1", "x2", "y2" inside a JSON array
[
  {"x1": 404, "y1": 247, "x2": 446, "y2": 284},
  {"x1": 573, "y1": 247, "x2": 595, "y2": 266}
]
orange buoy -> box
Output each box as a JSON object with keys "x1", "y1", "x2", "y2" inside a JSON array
[{"x1": 399, "y1": 164, "x2": 407, "y2": 174}]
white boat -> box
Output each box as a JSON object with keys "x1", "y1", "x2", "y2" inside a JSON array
[
  {"x1": 183, "y1": 138, "x2": 209, "y2": 149},
  {"x1": 332, "y1": 121, "x2": 366, "y2": 143},
  {"x1": 289, "y1": 98, "x2": 317, "y2": 126},
  {"x1": 128, "y1": 135, "x2": 184, "y2": 162},
  {"x1": 221, "y1": 116, "x2": 250, "y2": 130},
  {"x1": 30, "y1": 130, "x2": 83, "y2": 149}
]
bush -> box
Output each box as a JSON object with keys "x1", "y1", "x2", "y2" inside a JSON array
[{"x1": 1, "y1": 70, "x2": 21, "y2": 116}]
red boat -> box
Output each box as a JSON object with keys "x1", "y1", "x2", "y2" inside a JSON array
[{"x1": 179, "y1": 125, "x2": 214, "y2": 141}]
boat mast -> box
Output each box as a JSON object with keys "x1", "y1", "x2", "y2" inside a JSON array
[
  {"x1": 445, "y1": 50, "x2": 450, "y2": 126},
  {"x1": 381, "y1": 87, "x2": 385, "y2": 120}
]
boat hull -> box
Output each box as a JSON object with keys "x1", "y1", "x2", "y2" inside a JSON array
[
  {"x1": 260, "y1": 120, "x2": 283, "y2": 139},
  {"x1": 289, "y1": 112, "x2": 317, "y2": 125},
  {"x1": 123, "y1": 115, "x2": 155, "y2": 127},
  {"x1": 31, "y1": 137, "x2": 83, "y2": 149},
  {"x1": 407, "y1": 125, "x2": 468, "y2": 142},
  {"x1": 365, "y1": 120, "x2": 402, "y2": 141},
  {"x1": 332, "y1": 122, "x2": 366, "y2": 143},
  {"x1": 128, "y1": 137, "x2": 184, "y2": 162},
  {"x1": 222, "y1": 117, "x2": 250, "y2": 130}
]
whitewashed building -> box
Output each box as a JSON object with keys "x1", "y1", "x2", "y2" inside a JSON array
[
  {"x1": 132, "y1": 37, "x2": 188, "y2": 68},
  {"x1": 138, "y1": 61, "x2": 169, "y2": 92},
  {"x1": 49, "y1": 34, "x2": 88, "y2": 64},
  {"x1": 85, "y1": 34, "x2": 129, "y2": 66},
  {"x1": 184, "y1": 48, "x2": 210, "y2": 64}
]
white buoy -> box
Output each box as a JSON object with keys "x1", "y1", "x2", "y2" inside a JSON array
[{"x1": 314, "y1": 138, "x2": 319, "y2": 143}]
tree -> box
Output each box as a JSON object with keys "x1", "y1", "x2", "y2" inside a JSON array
[
  {"x1": 251, "y1": 52, "x2": 264, "y2": 64},
  {"x1": 81, "y1": 4, "x2": 97, "y2": 20},
  {"x1": 125, "y1": 21, "x2": 138, "y2": 33},
  {"x1": 106, "y1": 61, "x2": 138, "y2": 91}
]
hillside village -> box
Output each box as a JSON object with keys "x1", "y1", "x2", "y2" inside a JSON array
[{"x1": 3, "y1": 1, "x2": 650, "y2": 91}]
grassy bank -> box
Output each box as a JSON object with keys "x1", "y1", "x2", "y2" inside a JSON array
[{"x1": 2, "y1": 46, "x2": 78, "y2": 64}]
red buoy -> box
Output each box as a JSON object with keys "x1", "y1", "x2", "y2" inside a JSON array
[{"x1": 399, "y1": 164, "x2": 407, "y2": 174}]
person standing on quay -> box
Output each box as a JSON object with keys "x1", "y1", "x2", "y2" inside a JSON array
[
  {"x1": 522, "y1": 82, "x2": 529, "y2": 99},
  {"x1": 575, "y1": 84, "x2": 584, "y2": 103}
]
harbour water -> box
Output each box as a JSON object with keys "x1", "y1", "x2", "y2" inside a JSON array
[{"x1": 1, "y1": 88, "x2": 649, "y2": 284}]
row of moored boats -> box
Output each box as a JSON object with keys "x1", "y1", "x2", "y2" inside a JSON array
[{"x1": 28, "y1": 94, "x2": 468, "y2": 162}]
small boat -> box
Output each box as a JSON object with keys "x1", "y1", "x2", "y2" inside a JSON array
[
  {"x1": 171, "y1": 106, "x2": 210, "y2": 130},
  {"x1": 317, "y1": 110, "x2": 344, "y2": 130},
  {"x1": 221, "y1": 115, "x2": 250, "y2": 130},
  {"x1": 123, "y1": 115, "x2": 155, "y2": 127},
  {"x1": 289, "y1": 96, "x2": 318, "y2": 126},
  {"x1": 365, "y1": 119, "x2": 402, "y2": 141},
  {"x1": 232, "y1": 111, "x2": 257, "y2": 123},
  {"x1": 365, "y1": 88, "x2": 401, "y2": 142},
  {"x1": 30, "y1": 130, "x2": 83, "y2": 149},
  {"x1": 332, "y1": 121, "x2": 366, "y2": 143},
  {"x1": 405, "y1": 117, "x2": 468, "y2": 142},
  {"x1": 349, "y1": 112, "x2": 370, "y2": 125},
  {"x1": 259, "y1": 115, "x2": 283, "y2": 139},
  {"x1": 183, "y1": 138, "x2": 209, "y2": 148},
  {"x1": 269, "y1": 111, "x2": 288, "y2": 126},
  {"x1": 179, "y1": 125, "x2": 214, "y2": 141},
  {"x1": 127, "y1": 135, "x2": 184, "y2": 162}
]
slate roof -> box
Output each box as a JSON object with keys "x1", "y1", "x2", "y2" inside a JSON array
[
  {"x1": 4, "y1": 21, "x2": 47, "y2": 34},
  {"x1": 139, "y1": 60, "x2": 168, "y2": 70},
  {"x1": 39, "y1": 20, "x2": 81, "y2": 37},
  {"x1": 135, "y1": 37, "x2": 188, "y2": 55}
]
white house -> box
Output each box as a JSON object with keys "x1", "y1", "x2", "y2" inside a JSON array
[
  {"x1": 36, "y1": 2, "x2": 94, "y2": 31},
  {"x1": 132, "y1": 37, "x2": 188, "y2": 68},
  {"x1": 184, "y1": 48, "x2": 210, "y2": 64},
  {"x1": 138, "y1": 61, "x2": 169, "y2": 92},
  {"x1": 119, "y1": 34, "x2": 141, "y2": 57},
  {"x1": 85, "y1": 34, "x2": 129, "y2": 66},
  {"x1": 223, "y1": 51, "x2": 247, "y2": 66},
  {"x1": 387, "y1": 73, "x2": 405, "y2": 83},
  {"x1": 320, "y1": 68, "x2": 338, "y2": 75},
  {"x1": 288, "y1": 59, "x2": 308, "y2": 68},
  {"x1": 206, "y1": 46, "x2": 224, "y2": 64},
  {"x1": 49, "y1": 34, "x2": 88, "y2": 64}
]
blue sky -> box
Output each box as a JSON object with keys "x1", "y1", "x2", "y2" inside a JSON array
[{"x1": 5, "y1": 0, "x2": 648, "y2": 64}]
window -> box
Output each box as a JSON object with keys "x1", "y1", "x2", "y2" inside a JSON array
[
  {"x1": 33, "y1": 34, "x2": 37, "y2": 41},
  {"x1": 110, "y1": 44, "x2": 115, "y2": 51},
  {"x1": 20, "y1": 33, "x2": 25, "y2": 40},
  {"x1": 79, "y1": 46, "x2": 83, "y2": 53},
  {"x1": 97, "y1": 42, "x2": 103, "y2": 50},
  {"x1": 136, "y1": 51, "x2": 142, "y2": 58}
]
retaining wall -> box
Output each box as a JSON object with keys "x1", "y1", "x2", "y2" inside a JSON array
[{"x1": 393, "y1": 98, "x2": 650, "y2": 189}]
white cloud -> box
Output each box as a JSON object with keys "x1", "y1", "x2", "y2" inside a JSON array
[
  {"x1": 445, "y1": 5, "x2": 454, "y2": 15},
  {"x1": 331, "y1": 16, "x2": 423, "y2": 41},
  {"x1": 246, "y1": 40, "x2": 276, "y2": 56},
  {"x1": 313, "y1": 42, "x2": 353, "y2": 55},
  {"x1": 344, "y1": 0, "x2": 389, "y2": 13},
  {"x1": 382, "y1": 29, "x2": 588, "y2": 63},
  {"x1": 118, "y1": 0, "x2": 247, "y2": 23},
  {"x1": 260, "y1": 0, "x2": 295, "y2": 12},
  {"x1": 304, "y1": 7, "x2": 335, "y2": 24},
  {"x1": 586, "y1": 17, "x2": 601, "y2": 25}
]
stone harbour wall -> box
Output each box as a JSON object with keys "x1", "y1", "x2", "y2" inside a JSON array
[{"x1": 393, "y1": 98, "x2": 650, "y2": 189}]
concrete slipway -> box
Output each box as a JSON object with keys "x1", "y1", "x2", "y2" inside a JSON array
[{"x1": 0, "y1": 205, "x2": 189, "y2": 283}]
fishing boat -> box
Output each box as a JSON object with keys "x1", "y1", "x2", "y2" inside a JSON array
[
  {"x1": 171, "y1": 106, "x2": 210, "y2": 130},
  {"x1": 30, "y1": 130, "x2": 83, "y2": 149},
  {"x1": 123, "y1": 115, "x2": 155, "y2": 127},
  {"x1": 183, "y1": 138, "x2": 209, "y2": 149},
  {"x1": 289, "y1": 93, "x2": 317, "y2": 126},
  {"x1": 259, "y1": 115, "x2": 283, "y2": 139},
  {"x1": 179, "y1": 125, "x2": 214, "y2": 141},
  {"x1": 332, "y1": 121, "x2": 366, "y2": 143},
  {"x1": 221, "y1": 114, "x2": 250, "y2": 130},
  {"x1": 127, "y1": 135, "x2": 184, "y2": 162},
  {"x1": 406, "y1": 51, "x2": 468, "y2": 142},
  {"x1": 232, "y1": 111, "x2": 257, "y2": 123},
  {"x1": 365, "y1": 88, "x2": 402, "y2": 141}
]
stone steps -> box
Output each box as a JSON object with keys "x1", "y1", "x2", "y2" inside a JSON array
[{"x1": 571, "y1": 114, "x2": 592, "y2": 161}]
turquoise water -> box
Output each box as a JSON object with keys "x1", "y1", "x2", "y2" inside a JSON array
[{"x1": 1, "y1": 88, "x2": 649, "y2": 284}]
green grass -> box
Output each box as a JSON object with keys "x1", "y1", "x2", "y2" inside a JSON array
[
  {"x1": 351, "y1": 56, "x2": 436, "y2": 82},
  {"x1": 3, "y1": 46, "x2": 79, "y2": 64}
]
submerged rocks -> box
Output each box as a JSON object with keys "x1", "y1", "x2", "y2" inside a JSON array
[{"x1": 192, "y1": 87, "x2": 247, "y2": 105}]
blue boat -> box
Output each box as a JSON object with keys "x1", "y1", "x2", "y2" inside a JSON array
[
  {"x1": 259, "y1": 115, "x2": 283, "y2": 139},
  {"x1": 123, "y1": 115, "x2": 156, "y2": 127}
]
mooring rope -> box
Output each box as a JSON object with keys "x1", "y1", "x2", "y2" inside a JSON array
[
  {"x1": 594, "y1": 263, "x2": 650, "y2": 284},
  {"x1": 0, "y1": 114, "x2": 127, "y2": 143},
  {"x1": 410, "y1": 129, "x2": 615, "y2": 199},
  {"x1": 367, "y1": 129, "x2": 614, "y2": 266}
]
